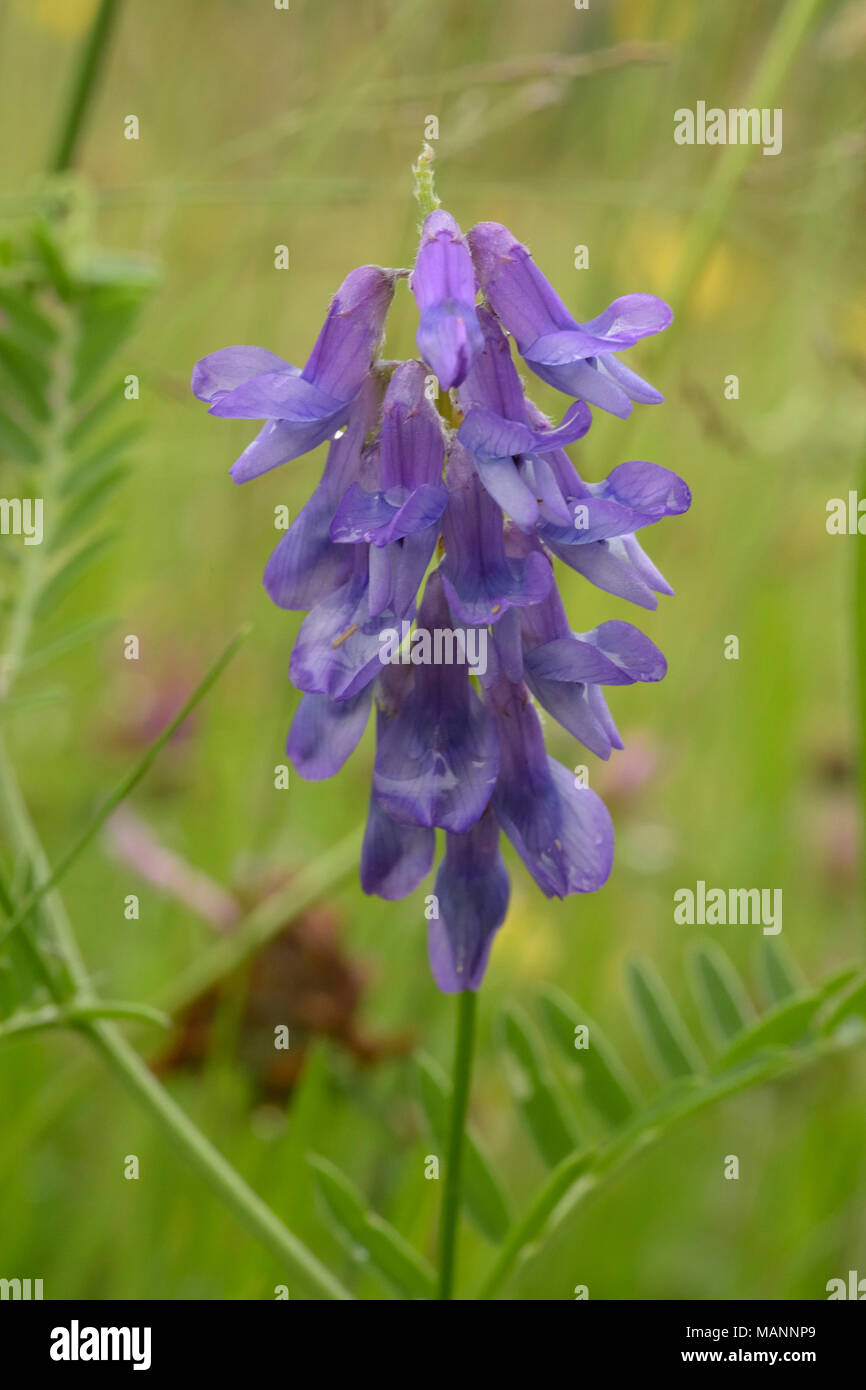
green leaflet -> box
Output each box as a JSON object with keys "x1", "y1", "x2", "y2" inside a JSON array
[
  {"x1": 0, "y1": 405, "x2": 40, "y2": 464},
  {"x1": 53, "y1": 466, "x2": 128, "y2": 550},
  {"x1": 36, "y1": 533, "x2": 115, "y2": 617},
  {"x1": 308, "y1": 1156, "x2": 435, "y2": 1300},
  {"x1": 689, "y1": 944, "x2": 755, "y2": 1045},
  {"x1": 71, "y1": 282, "x2": 150, "y2": 401},
  {"x1": 62, "y1": 423, "x2": 143, "y2": 499},
  {"x1": 627, "y1": 957, "x2": 705, "y2": 1080},
  {"x1": 0, "y1": 336, "x2": 51, "y2": 423},
  {"x1": 499, "y1": 1003, "x2": 580, "y2": 1166},
  {"x1": 820, "y1": 976, "x2": 866, "y2": 1036},
  {"x1": 414, "y1": 1053, "x2": 510, "y2": 1242},
  {"x1": 537, "y1": 984, "x2": 639, "y2": 1129},
  {"x1": 715, "y1": 994, "x2": 822, "y2": 1068},
  {"x1": 0, "y1": 285, "x2": 58, "y2": 351},
  {"x1": 758, "y1": 936, "x2": 805, "y2": 1005}
]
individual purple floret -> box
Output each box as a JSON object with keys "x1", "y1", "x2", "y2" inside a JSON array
[
  {"x1": 411, "y1": 210, "x2": 484, "y2": 389},
  {"x1": 192, "y1": 201, "x2": 690, "y2": 994},
  {"x1": 468, "y1": 222, "x2": 673, "y2": 418}
]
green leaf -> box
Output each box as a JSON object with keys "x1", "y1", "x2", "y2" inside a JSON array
[
  {"x1": 32, "y1": 222, "x2": 73, "y2": 301},
  {"x1": 23, "y1": 616, "x2": 114, "y2": 673},
  {"x1": 54, "y1": 466, "x2": 127, "y2": 549},
  {"x1": 308, "y1": 1155, "x2": 435, "y2": 1300},
  {"x1": 0, "y1": 284, "x2": 57, "y2": 350},
  {"x1": 689, "y1": 944, "x2": 754, "y2": 1046},
  {"x1": 0, "y1": 404, "x2": 40, "y2": 464},
  {"x1": 626, "y1": 957, "x2": 704, "y2": 1080},
  {"x1": 36, "y1": 533, "x2": 114, "y2": 616},
  {"x1": 0, "y1": 336, "x2": 50, "y2": 422},
  {"x1": 71, "y1": 283, "x2": 149, "y2": 400},
  {"x1": 476, "y1": 1147, "x2": 597, "y2": 1301},
  {"x1": 500, "y1": 1004, "x2": 580, "y2": 1166},
  {"x1": 66, "y1": 380, "x2": 127, "y2": 450},
  {"x1": 537, "y1": 984, "x2": 638, "y2": 1128},
  {"x1": 758, "y1": 936, "x2": 805, "y2": 1005},
  {"x1": 414, "y1": 1053, "x2": 510, "y2": 1242},
  {"x1": 716, "y1": 993, "x2": 821, "y2": 1069},
  {"x1": 62, "y1": 423, "x2": 143, "y2": 499},
  {"x1": 820, "y1": 977, "x2": 866, "y2": 1036}
]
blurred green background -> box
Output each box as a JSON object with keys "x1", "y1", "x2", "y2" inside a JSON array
[{"x1": 1, "y1": 0, "x2": 865, "y2": 1300}]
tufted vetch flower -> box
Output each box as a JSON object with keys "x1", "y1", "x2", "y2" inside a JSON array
[{"x1": 192, "y1": 194, "x2": 690, "y2": 993}]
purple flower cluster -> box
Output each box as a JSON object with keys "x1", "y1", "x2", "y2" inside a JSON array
[{"x1": 192, "y1": 211, "x2": 690, "y2": 993}]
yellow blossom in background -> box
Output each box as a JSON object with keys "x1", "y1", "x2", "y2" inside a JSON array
[
  {"x1": 20, "y1": 0, "x2": 98, "y2": 38},
  {"x1": 613, "y1": 0, "x2": 694, "y2": 44}
]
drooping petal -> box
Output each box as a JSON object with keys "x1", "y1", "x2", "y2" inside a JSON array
[
  {"x1": 428, "y1": 810, "x2": 510, "y2": 993},
  {"x1": 360, "y1": 790, "x2": 434, "y2": 900},
  {"x1": 467, "y1": 221, "x2": 575, "y2": 347},
  {"x1": 468, "y1": 222, "x2": 671, "y2": 416},
  {"x1": 522, "y1": 294, "x2": 673, "y2": 364},
  {"x1": 486, "y1": 672, "x2": 614, "y2": 894},
  {"x1": 458, "y1": 305, "x2": 526, "y2": 421},
  {"x1": 485, "y1": 674, "x2": 563, "y2": 855},
  {"x1": 380, "y1": 359, "x2": 447, "y2": 490},
  {"x1": 263, "y1": 376, "x2": 386, "y2": 608},
  {"x1": 440, "y1": 444, "x2": 552, "y2": 624},
  {"x1": 545, "y1": 535, "x2": 660, "y2": 609},
  {"x1": 372, "y1": 571, "x2": 499, "y2": 832},
  {"x1": 302, "y1": 265, "x2": 398, "y2": 401},
  {"x1": 227, "y1": 413, "x2": 345, "y2": 484},
  {"x1": 501, "y1": 756, "x2": 614, "y2": 898},
  {"x1": 412, "y1": 211, "x2": 483, "y2": 389},
  {"x1": 287, "y1": 688, "x2": 372, "y2": 780},
  {"x1": 330, "y1": 481, "x2": 448, "y2": 547},
  {"x1": 191, "y1": 346, "x2": 297, "y2": 405},
  {"x1": 209, "y1": 372, "x2": 345, "y2": 422},
  {"x1": 290, "y1": 554, "x2": 413, "y2": 701}
]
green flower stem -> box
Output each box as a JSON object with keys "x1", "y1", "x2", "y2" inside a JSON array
[
  {"x1": 50, "y1": 0, "x2": 123, "y2": 173},
  {"x1": 437, "y1": 988, "x2": 478, "y2": 1300}
]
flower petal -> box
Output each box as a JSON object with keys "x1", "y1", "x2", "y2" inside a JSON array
[
  {"x1": 191, "y1": 346, "x2": 297, "y2": 405},
  {"x1": 412, "y1": 211, "x2": 483, "y2": 389},
  {"x1": 372, "y1": 572, "x2": 499, "y2": 832},
  {"x1": 360, "y1": 790, "x2": 434, "y2": 900},
  {"x1": 428, "y1": 811, "x2": 510, "y2": 992},
  {"x1": 302, "y1": 265, "x2": 398, "y2": 401},
  {"x1": 287, "y1": 688, "x2": 372, "y2": 780}
]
